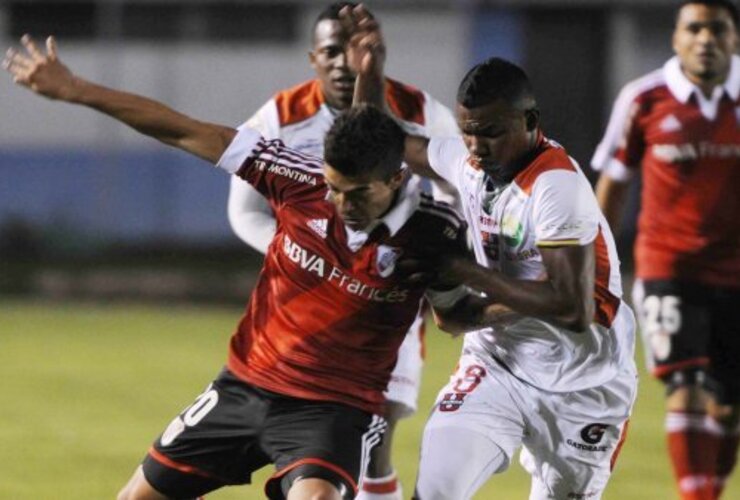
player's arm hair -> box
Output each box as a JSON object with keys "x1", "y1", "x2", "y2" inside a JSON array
[
  {"x1": 595, "y1": 175, "x2": 632, "y2": 235},
  {"x1": 447, "y1": 244, "x2": 596, "y2": 332},
  {"x1": 4, "y1": 35, "x2": 235, "y2": 164}
]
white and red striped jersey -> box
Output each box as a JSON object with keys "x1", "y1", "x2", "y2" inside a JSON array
[
  {"x1": 217, "y1": 127, "x2": 467, "y2": 415},
  {"x1": 427, "y1": 134, "x2": 635, "y2": 392},
  {"x1": 591, "y1": 55, "x2": 740, "y2": 287},
  {"x1": 228, "y1": 78, "x2": 460, "y2": 253}
]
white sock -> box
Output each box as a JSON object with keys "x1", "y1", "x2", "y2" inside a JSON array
[{"x1": 356, "y1": 470, "x2": 403, "y2": 500}]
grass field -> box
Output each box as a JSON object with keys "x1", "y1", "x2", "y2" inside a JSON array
[{"x1": 1, "y1": 299, "x2": 738, "y2": 499}]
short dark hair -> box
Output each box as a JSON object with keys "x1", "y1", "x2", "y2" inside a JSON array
[
  {"x1": 677, "y1": 0, "x2": 739, "y2": 27},
  {"x1": 324, "y1": 104, "x2": 405, "y2": 179},
  {"x1": 456, "y1": 57, "x2": 536, "y2": 109},
  {"x1": 313, "y1": 2, "x2": 375, "y2": 29}
]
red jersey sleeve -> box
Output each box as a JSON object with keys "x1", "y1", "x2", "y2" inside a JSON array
[
  {"x1": 591, "y1": 83, "x2": 647, "y2": 180},
  {"x1": 217, "y1": 126, "x2": 324, "y2": 207}
]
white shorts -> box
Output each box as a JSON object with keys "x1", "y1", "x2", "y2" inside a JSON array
[
  {"x1": 383, "y1": 312, "x2": 424, "y2": 417},
  {"x1": 416, "y1": 351, "x2": 637, "y2": 499}
]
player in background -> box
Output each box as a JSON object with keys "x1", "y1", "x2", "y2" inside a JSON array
[
  {"x1": 3, "y1": 34, "x2": 469, "y2": 500},
  {"x1": 345, "y1": 8, "x2": 637, "y2": 498},
  {"x1": 227, "y1": 4, "x2": 460, "y2": 498},
  {"x1": 591, "y1": 1, "x2": 740, "y2": 498}
]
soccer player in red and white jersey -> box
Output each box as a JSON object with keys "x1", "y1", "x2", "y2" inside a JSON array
[
  {"x1": 592, "y1": 2, "x2": 740, "y2": 498},
  {"x1": 227, "y1": 4, "x2": 460, "y2": 497},
  {"x1": 3, "y1": 36, "x2": 469, "y2": 500},
  {"x1": 346, "y1": 9, "x2": 637, "y2": 499}
]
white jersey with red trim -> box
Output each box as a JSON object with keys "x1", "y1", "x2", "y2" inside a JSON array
[{"x1": 427, "y1": 135, "x2": 636, "y2": 392}]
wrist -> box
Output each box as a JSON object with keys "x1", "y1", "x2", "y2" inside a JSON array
[{"x1": 62, "y1": 75, "x2": 87, "y2": 103}]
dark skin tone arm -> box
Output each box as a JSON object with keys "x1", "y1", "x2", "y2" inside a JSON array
[
  {"x1": 3, "y1": 35, "x2": 235, "y2": 164},
  {"x1": 342, "y1": 5, "x2": 441, "y2": 181},
  {"x1": 427, "y1": 243, "x2": 596, "y2": 333}
]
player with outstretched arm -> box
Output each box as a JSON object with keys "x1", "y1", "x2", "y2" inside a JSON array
[{"x1": 3, "y1": 32, "x2": 468, "y2": 500}]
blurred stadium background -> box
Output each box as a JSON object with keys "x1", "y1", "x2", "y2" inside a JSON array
[{"x1": 1, "y1": 0, "x2": 737, "y2": 498}]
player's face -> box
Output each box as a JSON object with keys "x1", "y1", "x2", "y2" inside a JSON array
[
  {"x1": 310, "y1": 20, "x2": 356, "y2": 110},
  {"x1": 323, "y1": 164, "x2": 404, "y2": 231},
  {"x1": 673, "y1": 4, "x2": 738, "y2": 87},
  {"x1": 456, "y1": 99, "x2": 533, "y2": 178}
]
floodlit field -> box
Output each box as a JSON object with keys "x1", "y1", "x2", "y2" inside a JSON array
[{"x1": 1, "y1": 299, "x2": 737, "y2": 499}]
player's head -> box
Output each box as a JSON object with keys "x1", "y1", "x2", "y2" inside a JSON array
[
  {"x1": 323, "y1": 104, "x2": 406, "y2": 230},
  {"x1": 309, "y1": 2, "x2": 376, "y2": 110},
  {"x1": 673, "y1": 1, "x2": 738, "y2": 87},
  {"x1": 455, "y1": 57, "x2": 540, "y2": 182}
]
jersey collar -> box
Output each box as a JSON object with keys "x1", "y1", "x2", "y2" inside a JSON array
[
  {"x1": 663, "y1": 54, "x2": 740, "y2": 103},
  {"x1": 343, "y1": 176, "x2": 421, "y2": 251}
]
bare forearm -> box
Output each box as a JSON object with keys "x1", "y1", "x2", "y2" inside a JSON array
[
  {"x1": 67, "y1": 77, "x2": 235, "y2": 163},
  {"x1": 450, "y1": 259, "x2": 592, "y2": 331},
  {"x1": 595, "y1": 175, "x2": 630, "y2": 234}
]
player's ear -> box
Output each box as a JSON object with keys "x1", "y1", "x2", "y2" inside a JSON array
[
  {"x1": 387, "y1": 168, "x2": 407, "y2": 189},
  {"x1": 308, "y1": 50, "x2": 317, "y2": 69},
  {"x1": 525, "y1": 108, "x2": 540, "y2": 132}
]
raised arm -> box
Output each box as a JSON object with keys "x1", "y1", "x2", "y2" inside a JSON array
[
  {"x1": 341, "y1": 6, "x2": 440, "y2": 180},
  {"x1": 3, "y1": 35, "x2": 235, "y2": 163}
]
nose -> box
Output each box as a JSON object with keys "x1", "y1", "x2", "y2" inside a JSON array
[{"x1": 333, "y1": 50, "x2": 349, "y2": 68}]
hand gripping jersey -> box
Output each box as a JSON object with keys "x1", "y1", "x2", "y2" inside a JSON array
[
  {"x1": 218, "y1": 127, "x2": 467, "y2": 415},
  {"x1": 427, "y1": 134, "x2": 636, "y2": 392},
  {"x1": 591, "y1": 55, "x2": 740, "y2": 288}
]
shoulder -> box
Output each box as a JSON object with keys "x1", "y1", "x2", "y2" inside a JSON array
[
  {"x1": 614, "y1": 68, "x2": 670, "y2": 114},
  {"x1": 514, "y1": 139, "x2": 578, "y2": 195},
  {"x1": 385, "y1": 77, "x2": 427, "y2": 126},
  {"x1": 273, "y1": 79, "x2": 325, "y2": 127}
]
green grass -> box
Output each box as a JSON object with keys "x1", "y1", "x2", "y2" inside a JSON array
[{"x1": 1, "y1": 299, "x2": 737, "y2": 499}]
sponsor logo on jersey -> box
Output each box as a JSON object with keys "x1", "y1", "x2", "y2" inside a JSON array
[
  {"x1": 652, "y1": 142, "x2": 740, "y2": 163},
  {"x1": 659, "y1": 114, "x2": 682, "y2": 132},
  {"x1": 501, "y1": 217, "x2": 524, "y2": 247},
  {"x1": 565, "y1": 423, "x2": 611, "y2": 452},
  {"x1": 376, "y1": 245, "x2": 400, "y2": 278},
  {"x1": 262, "y1": 161, "x2": 317, "y2": 185},
  {"x1": 307, "y1": 218, "x2": 328, "y2": 239},
  {"x1": 282, "y1": 234, "x2": 409, "y2": 303}
]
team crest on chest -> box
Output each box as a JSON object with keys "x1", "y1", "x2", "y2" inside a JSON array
[{"x1": 376, "y1": 245, "x2": 400, "y2": 278}]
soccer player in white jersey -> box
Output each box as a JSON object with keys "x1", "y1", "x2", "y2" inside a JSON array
[
  {"x1": 345, "y1": 8, "x2": 638, "y2": 499},
  {"x1": 227, "y1": 4, "x2": 459, "y2": 498}
]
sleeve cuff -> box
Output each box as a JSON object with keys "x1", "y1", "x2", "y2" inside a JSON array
[{"x1": 216, "y1": 126, "x2": 263, "y2": 174}]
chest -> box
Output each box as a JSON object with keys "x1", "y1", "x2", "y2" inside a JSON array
[
  {"x1": 279, "y1": 113, "x2": 334, "y2": 157},
  {"x1": 641, "y1": 99, "x2": 740, "y2": 165},
  {"x1": 270, "y1": 199, "x2": 415, "y2": 304},
  {"x1": 461, "y1": 175, "x2": 541, "y2": 276}
]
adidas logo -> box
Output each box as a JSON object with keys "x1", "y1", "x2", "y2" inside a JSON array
[
  {"x1": 659, "y1": 114, "x2": 682, "y2": 132},
  {"x1": 307, "y1": 218, "x2": 328, "y2": 238}
]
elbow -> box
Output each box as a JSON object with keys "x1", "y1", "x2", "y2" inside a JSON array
[{"x1": 558, "y1": 300, "x2": 594, "y2": 333}]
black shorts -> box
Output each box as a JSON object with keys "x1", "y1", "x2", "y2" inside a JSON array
[
  {"x1": 636, "y1": 280, "x2": 740, "y2": 404},
  {"x1": 141, "y1": 368, "x2": 386, "y2": 499}
]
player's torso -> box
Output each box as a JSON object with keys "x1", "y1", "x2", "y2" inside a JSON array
[
  {"x1": 635, "y1": 87, "x2": 740, "y2": 284},
  {"x1": 464, "y1": 173, "x2": 543, "y2": 280}
]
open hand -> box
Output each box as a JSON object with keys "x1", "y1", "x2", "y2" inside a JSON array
[
  {"x1": 3, "y1": 34, "x2": 78, "y2": 101},
  {"x1": 339, "y1": 3, "x2": 386, "y2": 77}
]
